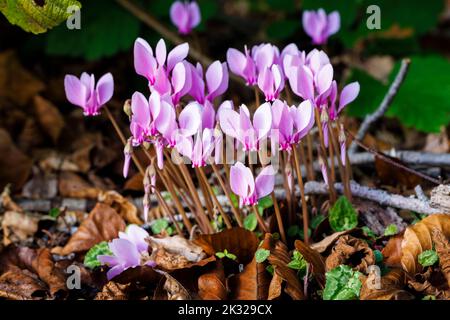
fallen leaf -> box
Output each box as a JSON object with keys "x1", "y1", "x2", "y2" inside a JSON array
[
  {"x1": 227, "y1": 233, "x2": 272, "y2": 300},
  {"x1": 58, "y1": 172, "x2": 101, "y2": 199},
  {"x1": 382, "y1": 233, "x2": 404, "y2": 268},
  {"x1": 155, "y1": 270, "x2": 191, "y2": 300},
  {"x1": 123, "y1": 173, "x2": 144, "y2": 192},
  {"x1": 363, "y1": 55, "x2": 394, "y2": 83},
  {"x1": 2, "y1": 211, "x2": 40, "y2": 246},
  {"x1": 1, "y1": 186, "x2": 23, "y2": 212},
  {"x1": 51, "y1": 203, "x2": 126, "y2": 256},
  {"x1": 430, "y1": 184, "x2": 450, "y2": 213},
  {"x1": 268, "y1": 272, "x2": 283, "y2": 300},
  {"x1": 431, "y1": 228, "x2": 450, "y2": 287},
  {"x1": 294, "y1": 240, "x2": 326, "y2": 287},
  {"x1": 360, "y1": 268, "x2": 414, "y2": 300},
  {"x1": 423, "y1": 127, "x2": 449, "y2": 153},
  {"x1": 310, "y1": 230, "x2": 353, "y2": 253},
  {"x1": 408, "y1": 267, "x2": 450, "y2": 299},
  {"x1": 375, "y1": 156, "x2": 422, "y2": 188},
  {"x1": 401, "y1": 214, "x2": 450, "y2": 275},
  {"x1": 0, "y1": 268, "x2": 46, "y2": 300},
  {"x1": 98, "y1": 190, "x2": 142, "y2": 225},
  {"x1": 33, "y1": 95, "x2": 65, "y2": 144},
  {"x1": 22, "y1": 168, "x2": 58, "y2": 199},
  {"x1": 325, "y1": 235, "x2": 375, "y2": 273},
  {"x1": 0, "y1": 128, "x2": 32, "y2": 191},
  {"x1": 0, "y1": 50, "x2": 45, "y2": 106},
  {"x1": 198, "y1": 261, "x2": 228, "y2": 300},
  {"x1": 95, "y1": 282, "x2": 129, "y2": 300}
]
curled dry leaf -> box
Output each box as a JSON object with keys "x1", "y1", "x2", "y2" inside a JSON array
[
  {"x1": 95, "y1": 282, "x2": 129, "y2": 300},
  {"x1": 431, "y1": 228, "x2": 450, "y2": 287},
  {"x1": 325, "y1": 235, "x2": 375, "y2": 273},
  {"x1": 194, "y1": 227, "x2": 259, "y2": 265},
  {"x1": 401, "y1": 214, "x2": 450, "y2": 275},
  {"x1": 310, "y1": 230, "x2": 354, "y2": 253},
  {"x1": 227, "y1": 233, "x2": 272, "y2": 300},
  {"x1": 0, "y1": 128, "x2": 32, "y2": 191},
  {"x1": 51, "y1": 203, "x2": 126, "y2": 256},
  {"x1": 0, "y1": 268, "x2": 46, "y2": 300},
  {"x1": 98, "y1": 190, "x2": 142, "y2": 225},
  {"x1": 198, "y1": 261, "x2": 228, "y2": 300},
  {"x1": 2, "y1": 211, "x2": 40, "y2": 246},
  {"x1": 294, "y1": 240, "x2": 326, "y2": 287},
  {"x1": 382, "y1": 233, "x2": 404, "y2": 268},
  {"x1": 58, "y1": 172, "x2": 101, "y2": 199},
  {"x1": 408, "y1": 267, "x2": 450, "y2": 299},
  {"x1": 155, "y1": 270, "x2": 191, "y2": 300},
  {"x1": 360, "y1": 268, "x2": 414, "y2": 300},
  {"x1": 33, "y1": 95, "x2": 65, "y2": 144},
  {"x1": 267, "y1": 240, "x2": 305, "y2": 300}
]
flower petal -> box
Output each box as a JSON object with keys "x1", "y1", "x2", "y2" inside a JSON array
[
  {"x1": 96, "y1": 72, "x2": 114, "y2": 106},
  {"x1": 64, "y1": 75, "x2": 87, "y2": 108},
  {"x1": 255, "y1": 165, "x2": 275, "y2": 199}
]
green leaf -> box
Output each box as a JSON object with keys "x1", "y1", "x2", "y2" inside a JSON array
[
  {"x1": 422, "y1": 295, "x2": 436, "y2": 300},
  {"x1": 244, "y1": 213, "x2": 258, "y2": 231},
  {"x1": 323, "y1": 265, "x2": 362, "y2": 300},
  {"x1": 267, "y1": 20, "x2": 299, "y2": 40},
  {"x1": 384, "y1": 224, "x2": 398, "y2": 236},
  {"x1": 229, "y1": 192, "x2": 239, "y2": 209},
  {"x1": 151, "y1": 218, "x2": 169, "y2": 235},
  {"x1": 255, "y1": 248, "x2": 270, "y2": 263},
  {"x1": 310, "y1": 214, "x2": 326, "y2": 229},
  {"x1": 299, "y1": 228, "x2": 312, "y2": 241},
  {"x1": 287, "y1": 251, "x2": 307, "y2": 273},
  {"x1": 258, "y1": 195, "x2": 273, "y2": 210},
  {"x1": 418, "y1": 250, "x2": 439, "y2": 267},
  {"x1": 266, "y1": 265, "x2": 275, "y2": 275},
  {"x1": 373, "y1": 250, "x2": 383, "y2": 264},
  {"x1": 225, "y1": 252, "x2": 237, "y2": 261},
  {"x1": 347, "y1": 56, "x2": 450, "y2": 132},
  {"x1": 328, "y1": 196, "x2": 358, "y2": 232},
  {"x1": 362, "y1": 226, "x2": 377, "y2": 239},
  {"x1": 215, "y1": 252, "x2": 225, "y2": 259},
  {"x1": 0, "y1": 0, "x2": 81, "y2": 34},
  {"x1": 216, "y1": 249, "x2": 237, "y2": 261},
  {"x1": 49, "y1": 207, "x2": 61, "y2": 218},
  {"x1": 84, "y1": 241, "x2": 112, "y2": 269},
  {"x1": 46, "y1": 1, "x2": 140, "y2": 60}
]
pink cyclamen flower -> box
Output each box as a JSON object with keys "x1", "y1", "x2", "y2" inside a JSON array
[
  {"x1": 170, "y1": 1, "x2": 201, "y2": 35},
  {"x1": 251, "y1": 43, "x2": 280, "y2": 73},
  {"x1": 129, "y1": 91, "x2": 162, "y2": 145},
  {"x1": 328, "y1": 80, "x2": 360, "y2": 121},
  {"x1": 98, "y1": 225, "x2": 155, "y2": 280},
  {"x1": 176, "y1": 128, "x2": 216, "y2": 167},
  {"x1": 271, "y1": 99, "x2": 295, "y2": 150},
  {"x1": 226, "y1": 46, "x2": 257, "y2": 85},
  {"x1": 219, "y1": 103, "x2": 272, "y2": 152},
  {"x1": 230, "y1": 162, "x2": 275, "y2": 207},
  {"x1": 302, "y1": 9, "x2": 340, "y2": 45},
  {"x1": 64, "y1": 72, "x2": 114, "y2": 116},
  {"x1": 290, "y1": 100, "x2": 316, "y2": 144},
  {"x1": 188, "y1": 61, "x2": 229, "y2": 104},
  {"x1": 257, "y1": 64, "x2": 284, "y2": 101}
]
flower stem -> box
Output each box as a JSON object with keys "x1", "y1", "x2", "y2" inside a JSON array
[
  {"x1": 292, "y1": 144, "x2": 310, "y2": 245},
  {"x1": 252, "y1": 205, "x2": 269, "y2": 233},
  {"x1": 271, "y1": 191, "x2": 287, "y2": 243}
]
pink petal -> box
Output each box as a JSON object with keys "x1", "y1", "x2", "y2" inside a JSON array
[
  {"x1": 155, "y1": 39, "x2": 167, "y2": 67},
  {"x1": 255, "y1": 165, "x2": 275, "y2": 199},
  {"x1": 96, "y1": 72, "x2": 114, "y2": 106},
  {"x1": 226, "y1": 48, "x2": 247, "y2": 78},
  {"x1": 179, "y1": 102, "x2": 202, "y2": 136},
  {"x1": 167, "y1": 43, "x2": 189, "y2": 72},
  {"x1": 131, "y1": 91, "x2": 150, "y2": 127},
  {"x1": 253, "y1": 102, "x2": 272, "y2": 140},
  {"x1": 326, "y1": 11, "x2": 340, "y2": 36},
  {"x1": 188, "y1": 1, "x2": 201, "y2": 28},
  {"x1": 219, "y1": 108, "x2": 240, "y2": 139},
  {"x1": 338, "y1": 82, "x2": 360, "y2": 112},
  {"x1": 64, "y1": 75, "x2": 87, "y2": 108},
  {"x1": 133, "y1": 38, "x2": 156, "y2": 81},
  {"x1": 316, "y1": 64, "x2": 333, "y2": 95}
]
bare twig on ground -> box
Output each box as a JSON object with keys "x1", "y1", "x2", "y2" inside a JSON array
[{"x1": 349, "y1": 59, "x2": 411, "y2": 154}]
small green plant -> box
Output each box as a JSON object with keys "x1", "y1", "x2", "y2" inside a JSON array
[
  {"x1": 418, "y1": 250, "x2": 439, "y2": 267},
  {"x1": 48, "y1": 207, "x2": 61, "y2": 219},
  {"x1": 329, "y1": 196, "x2": 358, "y2": 232},
  {"x1": 323, "y1": 265, "x2": 362, "y2": 300},
  {"x1": 255, "y1": 248, "x2": 270, "y2": 263},
  {"x1": 215, "y1": 249, "x2": 237, "y2": 261},
  {"x1": 384, "y1": 224, "x2": 398, "y2": 236},
  {"x1": 287, "y1": 250, "x2": 307, "y2": 276},
  {"x1": 84, "y1": 241, "x2": 112, "y2": 269}
]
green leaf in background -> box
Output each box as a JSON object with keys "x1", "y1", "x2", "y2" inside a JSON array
[
  {"x1": 323, "y1": 265, "x2": 362, "y2": 300},
  {"x1": 328, "y1": 196, "x2": 358, "y2": 232},
  {"x1": 49, "y1": 207, "x2": 61, "y2": 219},
  {"x1": 362, "y1": 226, "x2": 377, "y2": 239},
  {"x1": 383, "y1": 224, "x2": 398, "y2": 236},
  {"x1": 244, "y1": 213, "x2": 258, "y2": 231},
  {"x1": 46, "y1": 1, "x2": 140, "y2": 60},
  {"x1": 151, "y1": 218, "x2": 169, "y2": 235},
  {"x1": 267, "y1": 20, "x2": 299, "y2": 40},
  {"x1": 418, "y1": 249, "x2": 439, "y2": 267},
  {"x1": 310, "y1": 214, "x2": 326, "y2": 229},
  {"x1": 255, "y1": 248, "x2": 270, "y2": 263},
  {"x1": 287, "y1": 225, "x2": 300, "y2": 237},
  {"x1": 287, "y1": 250, "x2": 307, "y2": 274},
  {"x1": 0, "y1": 0, "x2": 81, "y2": 34},
  {"x1": 348, "y1": 56, "x2": 450, "y2": 132},
  {"x1": 84, "y1": 241, "x2": 112, "y2": 269}
]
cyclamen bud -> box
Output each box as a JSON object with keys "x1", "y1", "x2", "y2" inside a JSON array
[
  {"x1": 142, "y1": 193, "x2": 151, "y2": 223},
  {"x1": 339, "y1": 124, "x2": 346, "y2": 166},
  {"x1": 143, "y1": 163, "x2": 157, "y2": 195},
  {"x1": 123, "y1": 99, "x2": 132, "y2": 119},
  {"x1": 123, "y1": 138, "x2": 133, "y2": 178}
]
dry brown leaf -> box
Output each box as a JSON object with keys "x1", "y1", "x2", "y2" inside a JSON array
[
  {"x1": 154, "y1": 270, "x2": 191, "y2": 300},
  {"x1": 310, "y1": 230, "x2": 353, "y2": 253},
  {"x1": 401, "y1": 214, "x2": 450, "y2": 275},
  {"x1": 33, "y1": 95, "x2": 65, "y2": 144},
  {"x1": 408, "y1": 267, "x2": 450, "y2": 299},
  {"x1": 0, "y1": 128, "x2": 32, "y2": 191},
  {"x1": 227, "y1": 233, "x2": 272, "y2": 300},
  {"x1": 268, "y1": 272, "x2": 283, "y2": 300},
  {"x1": 0, "y1": 186, "x2": 23, "y2": 212},
  {"x1": 2, "y1": 211, "x2": 40, "y2": 246},
  {"x1": 29, "y1": 248, "x2": 67, "y2": 297},
  {"x1": 58, "y1": 172, "x2": 101, "y2": 199},
  {"x1": 431, "y1": 228, "x2": 450, "y2": 287},
  {"x1": 98, "y1": 190, "x2": 143, "y2": 224},
  {"x1": 95, "y1": 282, "x2": 129, "y2": 300},
  {"x1": 51, "y1": 203, "x2": 126, "y2": 256},
  {"x1": 363, "y1": 56, "x2": 394, "y2": 83},
  {"x1": 423, "y1": 127, "x2": 449, "y2": 153},
  {"x1": 375, "y1": 156, "x2": 422, "y2": 188},
  {"x1": 382, "y1": 233, "x2": 404, "y2": 268},
  {"x1": 294, "y1": 240, "x2": 326, "y2": 287},
  {"x1": 0, "y1": 50, "x2": 45, "y2": 106},
  {"x1": 124, "y1": 173, "x2": 145, "y2": 192},
  {"x1": 194, "y1": 227, "x2": 259, "y2": 265},
  {"x1": 0, "y1": 268, "x2": 46, "y2": 300},
  {"x1": 267, "y1": 240, "x2": 305, "y2": 300},
  {"x1": 360, "y1": 268, "x2": 414, "y2": 300},
  {"x1": 325, "y1": 235, "x2": 375, "y2": 273},
  {"x1": 198, "y1": 261, "x2": 228, "y2": 300}
]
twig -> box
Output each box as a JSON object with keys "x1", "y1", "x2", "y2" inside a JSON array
[
  {"x1": 349, "y1": 58, "x2": 411, "y2": 154},
  {"x1": 414, "y1": 185, "x2": 428, "y2": 202}
]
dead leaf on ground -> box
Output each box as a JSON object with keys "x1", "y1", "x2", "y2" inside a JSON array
[
  {"x1": 310, "y1": 230, "x2": 354, "y2": 253},
  {"x1": 124, "y1": 173, "x2": 145, "y2": 192},
  {"x1": 194, "y1": 227, "x2": 259, "y2": 265},
  {"x1": 2, "y1": 211, "x2": 40, "y2": 246},
  {"x1": 227, "y1": 233, "x2": 272, "y2": 300},
  {"x1": 423, "y1": 127, "x2": 449, "y2": 153},
  {"x1": 375, "y1": 156, "x2": 422, "y2": 189},
  {"x1": 0, "y1": 50, "x2": 45, "y2": 106},
  {"x1": 0, "y1": 128, "x2": 32, "y2": 191},
  {"x1": 33, "y1": 95, "x2": 65, "y2": 144},
  {"x1": 95, "y1": 282, "x2": 129, "y2": 300},
  {"x1": 325, "y1": 235, "x2": 375, "y2": 273},
  {"x1": 294, "y1": 240, "x2": 326, "y2": 287},
  {"x1": 431, "y1": 228, "x2": 450, "y2": 287},
  {"x1": 154, "y1": 270, "x2": 191, "y2": 300},
  {"x1": 98, "y1": 190, "x2": 142, "y2": 225},
  {"x1": 363, "y1": 55, "x2": 394, "y2": 83},
  {"x1": 0, "y1": 268, "x2": 46, "y2": 300},
  {"x1": 382, "y1": 233, "x2": 404, "y2": 268},
  {"x1": 58, "y1": 172, "x2": 101, "y2": 199},
  {"x1": 198, "y1": 261, "x2": 228, "y2": 300},
  {"x1": 22, "y1": 168, "x2": 58, "y2": 199},
  {"x1": 401, "y1": 214, "x2": 450, "y2": 275},
  {"x1": 408, "y1": 267, "x2": 450, "y2": 299},
  {"x1": 51, "y1": 203, "x2": 126, "y2": 256},
  {"x1": 1, "y1": 186, "x2": 23, "y2": 212},
  {"x1": 360, "y1": 268, "x2": 414, "y2": 300}
]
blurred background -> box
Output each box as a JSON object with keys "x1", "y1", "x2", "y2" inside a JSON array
[{"x1": 0, "y1": 0, "x2": 449, "y2": 197}]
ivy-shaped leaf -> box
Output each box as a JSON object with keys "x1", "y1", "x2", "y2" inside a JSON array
[
  {"x1": 84, "y1": 241, "x2": 112, "y2": 269},
  {"x1": 418, "y1": 250, "x2": 439, "y2": 267},
  {"x1": 0, "y1": 0, "x2": 81, "y2": 34},
  {"x1": 323, "y1": 265, "x2": 362, "y2": 300},
  {"x1": 384, "y1": 224, "x2": 398, "y2": 236},
  {"x1": 328, "y1": 196, "x2": 358, "y2": 232},
  {"x1": 255, "y1": 248, "x2": 270, "y2": 263}
]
